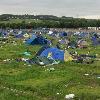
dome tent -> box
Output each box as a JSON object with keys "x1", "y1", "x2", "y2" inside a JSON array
[
  {"x1": 40, "y1": 47, "x2": 64, "y2": 61},
  {"x1": 2, "y1": 32, "x2": 8, "y2": 37},
  {"x1": 59, "y1": 32, "x2": 67, "y2": 37},
  {"x1": 36, "y1": 46, "x2": 73, "y2": 62},
  {"x1": 25, "y1": 34, "x2": 50, "y2": 45}
]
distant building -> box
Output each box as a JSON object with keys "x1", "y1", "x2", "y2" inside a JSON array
[{"x1": 88, "y1": 27, "x2": 100, "y2": 30}]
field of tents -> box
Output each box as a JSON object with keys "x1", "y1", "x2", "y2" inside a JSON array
[{"x1": 0, "y1": 28, "x2": 100, "y2": 100}]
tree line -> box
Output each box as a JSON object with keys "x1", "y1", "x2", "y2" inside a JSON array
[{"x1": 0, "y1": 14, "x2": 100, "y2": 29}]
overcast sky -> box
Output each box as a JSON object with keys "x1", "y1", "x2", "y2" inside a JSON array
[{"x1": 0, "y1": 0, "x2": 100, "y2": 17}]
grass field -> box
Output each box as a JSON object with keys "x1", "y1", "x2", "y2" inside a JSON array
[{"x1": 0, "y1": 39, "x2": 100, "y2": 100}]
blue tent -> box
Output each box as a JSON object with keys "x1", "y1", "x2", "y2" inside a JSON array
[
  {"x1": 91, "y1": 36, "x2": 100, "y2": 46},
  {"x1": 59, "y1": 32, "x2": 67, "y2": 37},
  {"x1": 26, "y1": 35, "x2": 50, "y2": 45},
  {"x1": 2, "y1": 32, "x2": 8, "y2": 37},
  {"x1": 36, "y1": 45, "x2": 50, "y2": 56},
  {"x1": 40, "y1": 47, "x2": 64, "y2": 61},
  {"x1": 79, "y1": 32, "x2": 88, "y2": 38},
  {"x1": 15, "y1": 34, "x2": 24, "y2": 38},
  {"x1": 59, "y1": 40, "x2": 66, "y2": 44},
  {"x1": 26, "y1": 35, "x2": 36, "y2": 44}
]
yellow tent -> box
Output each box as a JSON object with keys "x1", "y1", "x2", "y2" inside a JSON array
[{"x1": 64, "y1": 50, "x2": 73, "y2": 62}]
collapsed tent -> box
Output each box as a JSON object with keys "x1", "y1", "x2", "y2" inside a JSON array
[
  {"x1": 68, "y1": 41, "x2": 77, "y2": 48},
  {"x1": 75, "y1": 54, "x2": 96, "y2": 64},
  {"x1": 25, "y1": 35, "x2": 50, "y2": 45},
  {"x1": 77, "y1": 40, "x2": 88, "y2": 48},
  {"x1": 79, "y1": 32, "x2": 89, "y2": 38},
  {"x1": 32, "y1": 56, "x2": 59, "y2": 66},
  {"x1": 59, "y1": 39, "x2": 69, "y2": 45}
]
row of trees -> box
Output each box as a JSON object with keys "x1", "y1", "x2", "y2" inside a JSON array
[{"x1": 0, "y1": 14, "x2": 100, "y2": 28}]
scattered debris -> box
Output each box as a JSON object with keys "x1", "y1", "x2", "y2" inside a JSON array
[
  {"x1": 56, "y1": 92, "x2": 61, "y2": 95},
  {"x1": 97, "y1": 76, "x2": 100, "y2": 79},
  {"x1": 65, "y1": 94, "x2": 75, "y2": 99},
  {"x1": 84, "y1": 74, "x2": 89, "y2": 76}
]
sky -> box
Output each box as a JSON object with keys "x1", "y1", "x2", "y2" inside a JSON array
[{"x1": 0, "y1": 0, "x2": 100, "y2": 17}]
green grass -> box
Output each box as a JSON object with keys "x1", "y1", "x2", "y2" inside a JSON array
[{"x1": 0, "y1": 39, "x2": 100, "y2": 100}]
